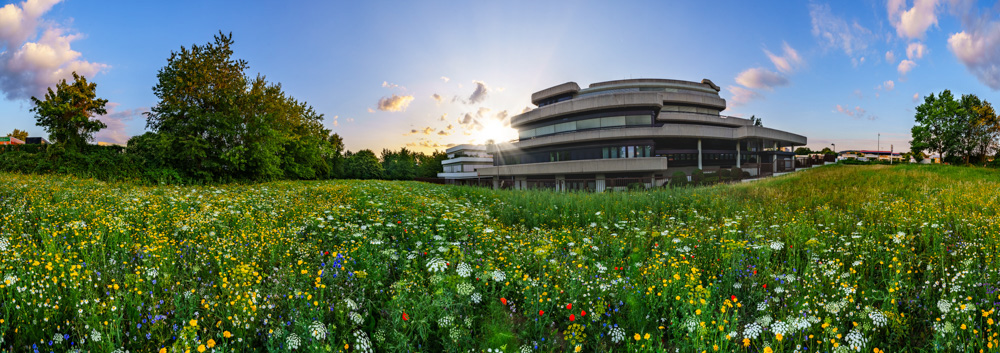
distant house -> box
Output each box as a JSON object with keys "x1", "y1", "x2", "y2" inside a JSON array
[
  {"x1": 837, "y1": 150, "x2": 903, "y2": 162},
  {"x1": 0, "y1": 136, "x2": 24, "y2": 145},
  {"x1": 917, "y1": 155, "x2": 941, "y2": 164},
  {"x1": 25, "y1": 137, "x2": 49, "y2": 145}
]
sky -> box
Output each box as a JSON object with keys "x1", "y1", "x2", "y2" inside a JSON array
[{"x1": 0, "y1": 0, "x2": 998, "y2": 153}]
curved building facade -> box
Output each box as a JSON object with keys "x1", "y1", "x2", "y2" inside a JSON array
[{"x1": 477, "y1": 78, "x2": 807, "y2": 191}]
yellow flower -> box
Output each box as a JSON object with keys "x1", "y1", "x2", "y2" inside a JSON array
[
  {"x1": 644, "y1": 333, "x2": 650, "y2": 340},
  {"x1": 961, "y1": 324, "x2": 967, "y2": 330},
  {"x1": 223, "y1": 330, "x2": 232, "y2": 338},
  {"x1": 776, "y1": 333, "x2": 783, "y2": 341},
  {"x1": 575, "y1": 345, "x2": 582, "y2": 352},
  {"x1": 345, "y1": 344, "x2": 350, "y2": 350},
  {"x1": 159, "y1": 349, "x2": 167, "y2": 353},
  {"x1": 207, "y1": 339, "x2": 216, "y2": 348},
  {"x1": 763, "y1": 347, "x2": 773, "y2": 353},
  {"x1": 634, "y1": 333, "x2": 641, "y2": 341},
  {"x1": 189, "y1": 319, "x2": 198, "y2": 327},
  {"x1": 197, "y1": 344, "x2": 206, "y2": 353},
  {"x1": 713, "y1": 344, "x2": 719, "y2": 351},
  {"x1": 743, "y1": 338, "x2": 750, "y2": 347}
]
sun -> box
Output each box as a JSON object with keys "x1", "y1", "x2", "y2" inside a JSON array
[{"x1": 474, "y1": 119, "x2": 517, "y2": 144}]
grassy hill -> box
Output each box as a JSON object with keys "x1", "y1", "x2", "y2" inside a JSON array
[{"x1": 0, "y1": 164, "x2": 998, "y2": 352}]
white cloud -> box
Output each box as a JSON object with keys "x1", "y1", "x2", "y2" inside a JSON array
[
  {"x1": 888, "y1": 0, "x2": 940, "y2": 39},
  {"x1": 381, "y1": 81, "x2": 401, "y2": 89},
  {"x1": 94, "y1": 103, "x2": 146, "y2": 145},
  {"x1": 913, "y1": 92, "x2": 920, "y2": 102},
  {"x1": 376, "y1": 94, "x2": 414, "y2": 112},
  {"x1": 947, "y1": 3, "x2": 1000, "y2": 90},
  {"x1": 898, "y1": 59, "x2": 917, "y2": 75},
  {"x1": 331, "y1": 115, "x2": 339, "y2": 127},
  {"x1": 835, "y1": 104, "x2": 870, "y2": 120},
  {"x1": 885, "y1": 50, "x2": 896, "y2": 64},
  {"x1": 0, "y1": 0, "x2": 108, "y2": 100},
  {"x1": 765, "y1": 42, "x2": 803, "y2": 74},
  {"x1": 835, "y1": 104, "x2": 855, "y2": 117},
  {"x1": 727, "y1": 85, "x2": 762, "y2": 105},
  {"x1": 431, "y1": 93, "x2": 443, "y2": 103},
  {"x1": 809, "y1": 2, "x2": 873, "y2": 56},
  {"x1": 734, "y1": 67, "x2": 789, "y2": 90},
  {"x1": 883, "y1": 80, "x2": 895, "y2": 91},
  {"x1": 440, "y1": 76, "x2": 450, "y2": 82},
  {"x1": 906, "y1": 42, "x2": 927, "y2": 59}
]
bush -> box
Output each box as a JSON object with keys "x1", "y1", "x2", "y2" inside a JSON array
[
  {"x1": 731, "y1": 167, "x2": 744, "y2": 181},
  {"x1": 691, "y1": 169, "x2": 705, "y2": 185},
  {"x1": 719, "y1": 169, "x2": 731, "y2": 180},
  {"x1": 627, "y1": 182, "x2": 646, "y2": 191},
  {"x1": 669, "y1": 171, "x2": 687, "y2": 187}
]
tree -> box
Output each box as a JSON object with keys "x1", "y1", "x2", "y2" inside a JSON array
[
  {"x1": 145, "y1": 32, "x2": 334, "y2": 182},
  {"x1": 819, "y1": 147, "x2": 835, "y2": 155},
  {"x1": 30, "y1": 72, "x2": 108, "y2": 152},
  {"x1": 959, "y1": 94, "x2": 999, "y2": 163},
  {"x1": 911, "y1": 90, "x2": 963, "y2": 162},
  {"x1": 748, "y1": 115, "x2": 762, "y2": 127},
  {"x1": 344, "y1": 149, "x2": 384, "y2": 179},
  {"x1": 6, "y1": 129, "x2": 28, "y2": 141},
  {"x1": 794, "y1": 147, "x2": 812, "y2": 155},
  {"x1": 381, "y1": 148, "x2": 418, "y2": 180},
  {"x1": 326, "y1": 133, "x2": 346, "y2": 178}
]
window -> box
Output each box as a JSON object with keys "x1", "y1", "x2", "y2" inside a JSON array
[
  {"x1": 577, "y1": 118, "x2": 601, "y2": 130},
  {"x1": 602, "y1": 116, "x2": 626, "y2": 127},
  {"x1": 535, "y1": 125, "x2": 554, "y2": 136},
  {"x1": 626, "y1": 115, "x2": 649, "y2": 125},
  {"x1": 554, "y1": 122, "x2": 576, "y2": 133},
  {"x1": 519, "y1": 129, "x2": 535, "y2": 139}
]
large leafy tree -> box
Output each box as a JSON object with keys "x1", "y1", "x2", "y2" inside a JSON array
[
  {"x1": 344, "y1": 149, "x2": 384, "y2": 179},
  {"x1": 911, "y1": 90, "x2": 963, "y2": 161},
  {"x1": 6, "y1": 129, "x2": 28, "y2": 141},
  {"x1": 382, "y1": 148, "x2": 418, "y2": 180},
  {"x1": 416, "y1": 151, "x2": 448, "y2": 178},
  {"x1": 959, "y1": 94, "x2": 999, "y2": 163},
  {"x1": 30, "y1": 72, "x2": 108, "y2": 151},
  {"x1": 145, "y1": 32, "x2": 332, "y2": 181}
]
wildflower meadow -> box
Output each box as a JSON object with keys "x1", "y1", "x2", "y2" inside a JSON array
[{"x1": 1, "y1": 164, "x2": 999, "y2": 352}]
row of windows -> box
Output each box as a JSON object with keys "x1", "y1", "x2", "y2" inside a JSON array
[
  {"x1": 660, "y1": 105, "x2": 719, "y2": 115},
  {"x1": 519, "y1": 115, "x2": 651, "y2": 139},
  {"x1": 602, "y1": 145, "x2": 653, "y2": 159},
  {"x1": 575, "y1": 87, "x2": 719, "y2": 100}
]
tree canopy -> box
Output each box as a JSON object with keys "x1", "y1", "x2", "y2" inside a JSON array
[
  {"x1": 6, "y1": 129, "x2": 28, "y2": 141},
  {"x1": 30, "y1": 72, "x2": 108, "y2": 151},
  {"x1": 910, "y1": 90, "x2": 1000, "y2": 164},
  {"x1": 143, "y1": 32, "x2": 336, "y2": 182}
]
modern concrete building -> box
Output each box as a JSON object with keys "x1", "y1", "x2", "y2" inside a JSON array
[
  {"x1": 437, "y1": 144, "x2": 494, "y2": 184},
  {"x1": 477, "y1": 78, "x2": 807, "y2": 191},
  {"x1": 837, "y1": 150, "x2": 903, "y2": 162}
]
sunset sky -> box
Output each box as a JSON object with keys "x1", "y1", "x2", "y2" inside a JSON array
[{"x1": 0, "y1": 0, "x2": 998, "y2": 153}]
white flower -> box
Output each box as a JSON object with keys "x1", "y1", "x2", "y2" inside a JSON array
[
  {"x1": 456, "y1": 262, "x2": 472, "y2": 277},
  {"x1": 456, "y1": 282, "x2": 474, "y2": 296},
  {"x1": 350, "y1": 312, "x2": 364, "y2": 325},
  {"x1": 845, "y1": 329, "x2": 867, "y2": 351},
  {"x1": 609, "y1": 326, "x2": 625, "y2": 343},
  {"x1": 353, "y1": 330, "x2": 373, "y2": 353},
  {"x1": 309, "y1": 320, "x2": 328, "y2": 340},
  {"x1": 438, "y1": 315, "x2": 454, "y2": 326},
  {"x1": 744, "y1": 323, "x2": 762, "y2": 339},
  {"x1": 427, "y1": 257, "x2": 447, "y2": 273},
  {"x1": 0, "y1": 236, "x2": 9, "y2": 251},
  {"x1": 471, "y1": 292, "x2": 482, "y2": 303},
  {"x1": 769, "y1": 241, "x2": 784, "y2": 250},
  {"x1": 90, "y1": 329, "x2": 102, "y2": 342},
  {"x1": 286, "y1": 333, "x2": 301, "y2": 350},
  {"x1": 344, "y1": 298, "x2": 358, "y2": 311},
  {"x1": 53, "y1": 333, "x2": 63, "y2": 344},
  {"x1": 869, "y1": 311, "x2": 887, "y2": 327},
  {"x1": 937, "y1": 299, "x2": 952, "y2": 314},
  {"x1": 492, "y1": 269, "x2": 506, "y2": 282}
]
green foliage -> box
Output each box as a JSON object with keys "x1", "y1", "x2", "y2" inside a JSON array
[
  {"x1": 669, "y1": 171, "x2": 687, "y2": 187},
  {"x1": 144, "y1": 32, "x2": 334, "y2": 182},
  {"x1": 911, "y1": 90, "x2": 1000, "y2": 164},
  {"x1": 30, "y1": 72, "x2": 108, "y2": 152},
  {"x1": 344, "y1": 149, "x2": 384, "y2": 179},
  {"x1": 6, "y1": 129, "x2": 28, "y2": 141},
  {"x1": 793, "y1": 147, "x2": 812, "y2": 155},
  {"x1": 730, "y1": 167, "x2": 743, "y2": 181},
  {"x1": 690, "y1": 169, "x2": 705, "y2": 185},
  {"x1": 819, "y1": 147, "x2": 835, "y2": 155},
  {"x1": 382, "y1": 148, "x2": 418, "y2": 180},
  {"x1": 416, "y1": 151, "x2": 448, "y2": 178}
]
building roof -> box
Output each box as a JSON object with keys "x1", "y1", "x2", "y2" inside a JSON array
[{"x1": 445, "y1": 144, "x2": 487, "y2": 154}]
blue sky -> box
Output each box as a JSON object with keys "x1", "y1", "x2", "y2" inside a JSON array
[{"x1": 0, "y1": 0, "x2": 998, "y2": 153}]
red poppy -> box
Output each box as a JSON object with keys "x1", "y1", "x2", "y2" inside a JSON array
[
  {"x1": 402, "y1": 312, "x2": 409, "y2": 321},
  {"x1": 501, "y1": 297, "x2": 507, "y2": 306},
  {"x1": 731, "y1": 295, "x2": 737, "y2": 302},
  {"x1": 539, "y1": 310, "x2": 544, "y2": 316},
  {"x1": 566, "y1": 303, "x2": 572, "y2": 310},
  {"x1": 569, "y1": 314, "x2": 575, "y2": 321},
  {"x1": 763, "y1": 284, "x2": 767, "y2": 289},
  {"x1": 323, "y1": 251, "x2": 329, "y2": 255},
  {"x1": 581, "y1": 310, "x2": 586, "y2": 316}
]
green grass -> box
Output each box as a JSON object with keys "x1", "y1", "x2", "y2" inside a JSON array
[{"x1": 1, "y1": 164, "x2": 999, "y2": 352}]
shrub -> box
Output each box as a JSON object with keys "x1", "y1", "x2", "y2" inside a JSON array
[
  {"x1": 627, "y1": 182, "x2": 646, "y2": 191},
  {"x1": 669, "y1": 171, "x2": 687, "y2": 187},
  {"x1": 691, "y1": 169, "x2": 705, "y2": 185},
  {"x1": 719, "y1": 169, "x2": 731, "y2": 180},
  {"x1": 731, "y1": 167, "x2": 743, "y2": 181}
]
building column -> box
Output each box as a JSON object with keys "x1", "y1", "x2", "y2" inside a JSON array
[
  {"x1": 772, "y1": 142, "x2": 778, "y2": 173},
  {"x1": 697, "y1": 139, "x2": 703, "y2": 170},
  {"x1": 650, "y1": 173, "x2": 656, "y2": 189},
  {"x1": 555, "y1": 175, "x2": 566, "y2": 192},
  {"x1": 492, "y1": 176, "x2": 499, "y2": 190},
  {"x1": 736, "y1": 140, "x2": 741, "y2": 168},
  {"x1": 515, "y1": 176, "x2": 526, "y2": 190},
  {"x1": 595, "y1": 174, "x2": 606, "y2": 193}
]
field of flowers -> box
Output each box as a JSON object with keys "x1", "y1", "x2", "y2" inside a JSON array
[{"x1": 1, "y1": 164, "x2": 999, "y2": 352}]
